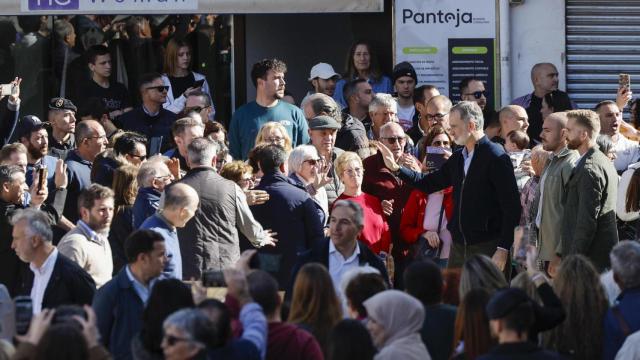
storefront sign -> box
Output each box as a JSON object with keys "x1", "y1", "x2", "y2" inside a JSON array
[
  {"x1": 10, "y1": 0, "x2": 382, "y2": 14},
  {"x1": 394, "y1": 0, "x2": 497, "y2": 107},
  {"x1": 23, "y1": 0, "x2": 197, "y2": 12}
]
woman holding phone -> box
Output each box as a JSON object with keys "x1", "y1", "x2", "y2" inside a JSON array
[
  {"x1": 401, "y1": 125, "x2": 454, "y2": 267},
  {"x1": 161, "y1": 38, "x2": 212, "y2": 116}
]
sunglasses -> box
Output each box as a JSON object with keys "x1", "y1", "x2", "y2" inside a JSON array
[
  {"x1": 432, "y1": 140, "x2": 450, "y2": 147},
  {"x1": 304, "y1": 158, "x2": 321, "y2": 166},
  {"x1": 381, "y1": 136, "x2": 405, "y2": 144},
  {"x1": 146, "y1": 85, "x2": 169, "y2": 92},
  {"x1": 464, "y1": 91, "x2": 486, "y2": 100}
]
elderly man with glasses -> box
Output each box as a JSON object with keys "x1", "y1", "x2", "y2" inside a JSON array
[
  {"x1": 63, "y1": 119, "x2": 108, "y2": 224},
  {"x1": 132, "y1": 156, "x2": 175, "y2": 229},
  {"x1": 117, "y1": 73, "x2": 178, "y2": 155},
  {"x1": 362, "y1": 121, "x2": 420, "y2": 288}
]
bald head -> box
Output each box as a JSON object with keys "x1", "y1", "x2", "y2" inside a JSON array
[
  {"x1": 540, "y1": 112, "x2": 569, "y2": 153},
  {"x1": 545, "y1": 112, "x2": 569, "y2": 129},
  {"x1": 499, "y1": 105, "x2": 529, "y2": 139},
  {"x1": 160, "y1": 183, "x2": 199, "y2": 211},
  {"x1": 380, "y1": 122, "x2": 404, "y2": 138},
  {"x1": 531, "y1": 63, "x2": 559, "y2": 94},
  {"x1": 76, "y1": 119, "x2": 107, "y2": 161}
]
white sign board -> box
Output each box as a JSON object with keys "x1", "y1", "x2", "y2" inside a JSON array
[{"x1": 394, "y1": 0, "x2": 497, "y2": 106}]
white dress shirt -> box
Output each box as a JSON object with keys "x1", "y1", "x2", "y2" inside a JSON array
[
  {"x1": 30, "y1": 248, "x2": 58, "y2": 314},
  {"x1": 328, "y1": 241, "x2": 361, "y2": 297}
]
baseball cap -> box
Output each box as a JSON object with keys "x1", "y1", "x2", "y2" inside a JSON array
[
  {"x1": 392, "y1": 61, "x2": 418, "y2": 84},
  {"x1": 308, "y1": 115, "x2": 341, "y2": 130},
  {"x1": 48, "y1": 97, "x2": 77, "y2": 112},
  {"x1": 486, "y1": 287, "x2": 531, "y2": 320},
  {"x1": 15, "y1": 115, "x2": 45, "y2": 140},
  {"x1": 308, "y1": 63, "x2": 341, "y2": 81}
]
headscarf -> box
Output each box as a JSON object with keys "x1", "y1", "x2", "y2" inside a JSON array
[{"x1": 363, "y1": 290, "x2": 431, "y2": 360}]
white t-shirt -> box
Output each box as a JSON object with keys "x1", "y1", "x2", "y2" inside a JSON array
[
  {"x1": 614, "y1": 134, "x2": 640, "y2": 172},
  {"x1": 397, "y1": 104, "x2": 416, "y2": 131}
]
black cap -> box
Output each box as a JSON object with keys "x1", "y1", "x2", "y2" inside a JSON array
[
  {"x1": 15, "y1": 115, "x2": 45, "y2": 139},
  {"x1": 308, "y1": 115, "x2": 341, "y2": 130},
  {"x1": 48, "y1": 97, "x2": 77, "y2": 112},
  {"x1": 392, "y1": 61, "x2": 418, "y2": 84},
  {"x1": 486, "y1": 288, "x2": 531, "y2": 320}
]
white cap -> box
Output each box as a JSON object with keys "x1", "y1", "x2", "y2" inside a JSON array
[{"x1": 308, "y1": 63, "x2": 341, "y2": 81}]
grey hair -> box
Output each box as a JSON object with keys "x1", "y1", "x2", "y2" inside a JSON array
[
  {"x1": 159, "y1": 183, "x2": 199, "y2": 210},
  {"x1": 10, "y1": 208, "x2": 53, "y2": 243},
  {"x1": 137, "y1": 160, "x2": 170, "y2": 187},
  {"x1": 163, "y1": 308, "x2": 214, "y2": 346},
  {"x1": 451, "y1": 101, "x2": 484, "y2": 130},
  {"x1": 288, "y1": 145, "x2": 319, "y2": 175},
  {"x1": 301, "y1": 93, "x2": 341, "y2": 123},
  {"x1": 53, "y1": 19, "x2": 73, "y2": 41},
  {"x1": 187, "y1": 137, "x2": 219, "y2": 166},
  {"x1": 459, "y1": 254, "x2": 508, "y2": 299},
  {"x1": 379, "y1": 122, "x2": 404, "y2": 138},
  {"x1": 0, "y1": 164, "x2": 25, "y2": 185},
  {"x1": 368, "y1": 93, "x2": 397, "y2": 114},
  {"x1": 610, "y1": 241, "x2": 640, "y2": 288},
  {"x1": 332, "y1": 199, "x2": 364, "y2": 228},
  {"x1": 76, "y1": 120, "x2": 102, "y2": 144}
]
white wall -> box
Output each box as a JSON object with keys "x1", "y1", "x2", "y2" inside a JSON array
[{"x1": 509, "y1": 0, "x2": 566, "y2": 100}]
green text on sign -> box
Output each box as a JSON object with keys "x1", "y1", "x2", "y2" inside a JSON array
[
  {"x1": 403, "y1": 47, "x2": 438, "y2": 54},
  {"x1": 452, "y1": 46, "x2": 488, "y2": 54}
]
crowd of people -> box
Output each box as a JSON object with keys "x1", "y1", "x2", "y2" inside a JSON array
[{"x1": 0, "y1": 14, "x2": 638, "y2": 360}]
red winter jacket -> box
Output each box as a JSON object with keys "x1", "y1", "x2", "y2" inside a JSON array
[{"x1": 400, "y1": 187, "x2": 454, "y2": 244}]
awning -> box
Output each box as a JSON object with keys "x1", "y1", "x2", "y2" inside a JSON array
[{"x1": 5, "y1": 0, "x2": 383, "y2": 15}]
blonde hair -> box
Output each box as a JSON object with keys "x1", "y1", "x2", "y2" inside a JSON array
[
  {"x1": 567, "y1": 109, "x2": 601, "y2": 142},
  {"x1": 220, "y1": 161, "x2": 253, "y2": 183},
  {"x1": 254, "y1": 122, "x2": 292, "y2": 152},
  {"x1": 335, "y1": 151, "x2": 362, "y2": 181}
]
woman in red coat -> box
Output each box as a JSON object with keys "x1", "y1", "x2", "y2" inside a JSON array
[
  {"x1": 333, "y1": 151, "x2": 392, "y2": 255},
  {"x1": 401, "y1": 125, "x2": 454, "y2": 267}
]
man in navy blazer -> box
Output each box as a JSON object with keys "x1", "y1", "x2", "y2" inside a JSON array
[
  {"x1": 12, "y1": 208, "x2": 95, "y2": 313},
  {"x1": 376, "y1": 101, "x2": 521, "y2": 272},
  {"x1": 93, "y1": 229, "x2": 168, "y2": 360},
  {"x1": 288, "y1": 200, "x2": 389, "y2": 299}
]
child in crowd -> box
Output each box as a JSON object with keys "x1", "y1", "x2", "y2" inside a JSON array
[{"x1": 505, "y1": 130, "x2": 531, "y2": 191}]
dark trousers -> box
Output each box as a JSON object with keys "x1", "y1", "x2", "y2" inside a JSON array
[{"x1": 448, "y1": 240, "x2": 512, "y2": 279}]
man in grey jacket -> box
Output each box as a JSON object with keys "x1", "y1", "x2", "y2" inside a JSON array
[
  {"x1": 561, "y1": 109, "x2": 619, "y2": 272},
  {"x1": 177, "y1": 138, "x2": 276, "y2": 279},
  {"x1": 536, "y1": 112, "x2": 579, "y2": 275}
]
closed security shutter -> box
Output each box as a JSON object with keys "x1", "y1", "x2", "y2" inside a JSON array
[{"x1": 566, "y1": 0, "x2": 640, "y2": 111}]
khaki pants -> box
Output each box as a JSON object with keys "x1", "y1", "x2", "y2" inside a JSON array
[{"x1": 448, "y1": 241, "x2": 512, "y2": 278}]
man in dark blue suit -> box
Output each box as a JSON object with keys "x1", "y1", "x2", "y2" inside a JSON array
[
  {"x1": 12, "y1": 208, "x2": 95, "y2": 313},
  {"x1": 376, "y1": 101, "x2": 521, "y2": 272},
  {"x1": 250, "y1": 144, "x2": 324, "y2": 289}
]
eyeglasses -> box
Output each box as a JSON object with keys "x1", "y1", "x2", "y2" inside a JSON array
[
  {"x1": 154, "y1": 174, "x2": 172, "y2": 181},
  {"x1": 432, "y1": 140, "x2": 450, "y2": 147},
  {"x1": 304, "y1": 158, "x2": 321, "y2": 166},
  {"x1": 267, "y1": 136, "x2": 284, "y2": 143},
  {"x1": 463, "y1": 91, "x2": 486, "y2": 100},
  {"x1": 164, "y1": 334, "x2": 191, "y2": 346},
  {"x1": 426, "y1": 113, "x2": 449, "y2": 121},
  {"x1": 381, "y1": 136, "x2": 406, "y2": 144},
  {"x1": 344, "y1": 168, "x2": 363, "y2": 176},
  {"x1": 189, "y1": 105, "x2": 212, "y2": 113},
  {"x1": 128, "y1": 153, "x2": 147, "y2": 161},
  {"x1": 146, "y1": 85, "x2": 169, "y2": 92}
]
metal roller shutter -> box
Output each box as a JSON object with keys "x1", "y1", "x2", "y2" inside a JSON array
[{"x1": 566, "y1": 0, "x2": 640, "y2": 111}]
